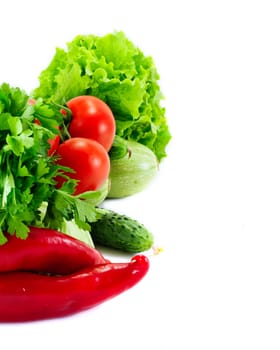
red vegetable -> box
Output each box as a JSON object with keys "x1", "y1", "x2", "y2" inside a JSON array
[
  {"x1": 0, "y1": 255, "x2": 149, "y2": 322},
  {"x1": 0, "y1": 228, "x2": 149, "y2": 322},
  {"x1": 67, "y1": 95, "x2": 116, "y2": 151},
  {"x1": 0, "y1": 227, "x2": 107, "y2": 275},
  {"x1": 55, "y1": 137, "x2": 110, "y2": 195}
]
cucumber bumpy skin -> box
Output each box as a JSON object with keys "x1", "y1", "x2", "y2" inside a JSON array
[{"x1": 90, "y1": 209, "x2": 154, "y2": 253}]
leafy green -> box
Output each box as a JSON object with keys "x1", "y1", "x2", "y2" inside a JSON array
[
  {"x1": 33, "y1": 31, "x2": 171, "y2": 161},
  {"x1": 108, "y1": 135, "x2": 129, "y2": 160},
  {"x1": 60, "y1": 219, "x2": 94, "y2": 247},
  {"x1": 0, "y1": 83, "x2": 102, "y2": 245}
]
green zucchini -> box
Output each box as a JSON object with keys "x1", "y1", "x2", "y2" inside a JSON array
[
  {"x1": 90, "y1": 209, "x2": 154, "y2": 252},
  {"x1": 108, "y1": 140, "x2": 158, "y2": 198}
]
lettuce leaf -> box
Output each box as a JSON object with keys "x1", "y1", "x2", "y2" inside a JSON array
[{"x1": 33, "y1": 31, "x2": 171, "y2": 161}]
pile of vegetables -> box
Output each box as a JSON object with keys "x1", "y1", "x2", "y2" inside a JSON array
[
  {"x1": 0, "y1": 31, "x2": 170, "y2": 322},
  {"x1": 34, "y1": 31, "x2": 171, "y2": 161}
]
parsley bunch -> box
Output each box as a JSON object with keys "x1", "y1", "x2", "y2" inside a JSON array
[{"x1": 0, "y1": 83, "x2": 102, "y2": 244}]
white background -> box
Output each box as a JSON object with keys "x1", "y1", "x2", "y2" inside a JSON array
[{"x1": 1, "y1": 1, "x2": 280, "y2": 349}]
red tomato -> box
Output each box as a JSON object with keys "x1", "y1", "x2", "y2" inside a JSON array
[
  {"x1": 55, "y1": 137, "x2": 110, "y2": 195},
  {"x1": 67, "y1": 96, "x2": 116, "y2": 151}
]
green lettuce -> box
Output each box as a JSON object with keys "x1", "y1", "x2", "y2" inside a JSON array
[{"x1": 33, "y1": 31, "x2": 171, "y2": 161}]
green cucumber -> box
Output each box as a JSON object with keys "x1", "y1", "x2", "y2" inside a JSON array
[
  {"x1": 108, "y1": 140, "x2": 158, "y2": 198},
  {"x1": 90, "y1": 209, "x2": 154, "y2": 252}
]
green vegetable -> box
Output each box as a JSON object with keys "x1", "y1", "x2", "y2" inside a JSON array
[
  {"x1": 60, "y1": 219, "x2": 94, "y2": 247},
  {"x1": 108, "y1": 140, "x2": 158, "y2": 198},
  {"x1": 108, "y1": 135, "x2": 129, "y2": 160},
  {"x1": 0, "y1": 83, "x2": 104, "y2": 245},
  {"x1": 91, "y1": 208, "x2": 154, "y2": 252},
  {"x1": 33, "y1": 31, "x2": 171, "y2": 161}
]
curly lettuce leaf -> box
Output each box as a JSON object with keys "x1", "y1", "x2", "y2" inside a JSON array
[{"x1": 34, "y1": 31, "x2": 171, "y2": 161}]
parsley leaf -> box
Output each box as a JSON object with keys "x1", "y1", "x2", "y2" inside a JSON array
[{"x1": 0, "y1": 83, "x2": 102, "y2": 244}]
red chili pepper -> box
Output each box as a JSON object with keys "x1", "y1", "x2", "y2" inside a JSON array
[
  {"x1": 0, "y1": 255, "x2": 149, "y2": 322},
  {"x1": 0, "y1": 228, "x2": 149, "y2": 322},
  {"x1": 0, "y1": 227, "x2": 107, "y2": 275}
]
